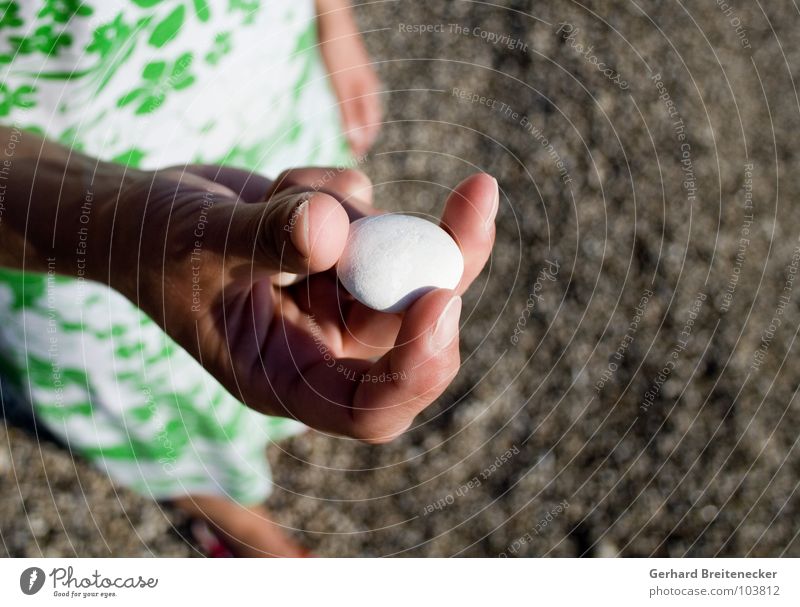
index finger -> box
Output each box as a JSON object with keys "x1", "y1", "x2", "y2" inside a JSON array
[
  {"x1": 269, "y1": 167, "x2": 376, "y2": 220},
  {"x1": 439, "y1": 173, "x2": 499, "y2": 294}
]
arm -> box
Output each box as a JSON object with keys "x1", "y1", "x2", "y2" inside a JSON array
[
  {"x1": 0, "y1": 126, "x2": 497, "y2": 443},
  {"x1": 315, "y1": 0, "x2": 382, "y2": 155},
  {"x1": 0, "y1": 126, "x2": 140, "y2": 278}
]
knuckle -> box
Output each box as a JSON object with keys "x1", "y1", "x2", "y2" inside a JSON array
[
  {"x1": 332, "y1": 169, "x2": 372, "y2": 198},
  {"x1": 350, "y1": 413, "x2": 408, "y2": 445},
  {"x1": 249, "y1": 207, "x2": 275, "y2": 263},
  {"x1": 272, "y1": 169, "x2": 295, "y2": 189}
]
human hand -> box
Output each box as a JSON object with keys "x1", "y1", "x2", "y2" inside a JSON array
[
  {"x1": 104, "y1": 166, "x2": 497, "y2": 443},
  {"x1": 316, "y1": 0, "x2": 382, "y2": 155}
]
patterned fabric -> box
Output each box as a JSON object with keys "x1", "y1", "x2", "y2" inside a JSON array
[{"x1": 0, "y1": 0, "x2": 350, "y2": 504}]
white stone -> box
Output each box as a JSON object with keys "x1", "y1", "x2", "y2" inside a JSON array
[{"x1": 336, "y1": 214, "x2": 464, "y2": 313}]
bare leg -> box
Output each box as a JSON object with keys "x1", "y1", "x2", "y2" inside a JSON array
[{"x1": 172, "y1": 494, "x2": 308, "y2": 558}]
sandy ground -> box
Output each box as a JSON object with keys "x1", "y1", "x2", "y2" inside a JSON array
[{"x1": 3, "y1": 0, "x2": 800, "y2": 557}]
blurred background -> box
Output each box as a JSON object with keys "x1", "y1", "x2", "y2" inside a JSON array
[{"x1": 3, "y1": 0, "x2": 800, "y2": 556}]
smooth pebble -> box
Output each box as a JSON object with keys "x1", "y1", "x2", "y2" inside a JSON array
[{"x1": 336, "y1": 214, "x2": 464, "y2": 313}]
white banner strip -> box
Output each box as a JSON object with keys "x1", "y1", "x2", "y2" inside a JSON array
[{"x1": 1, "y1": 558, "x2": 797, "y2": 606}]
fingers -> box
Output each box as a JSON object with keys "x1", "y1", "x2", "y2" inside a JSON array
[
  {"x1": 179, "y1": 164, "x2": 273, "y2": 203},
  {"x1": 279, "y1": 288, "x2": 460, "y2": 441},
  {"x1": 222, "y1": 167, "x2": 376, "y2": 281},
  {"x1": 270, "y1": 167, "x2": 375, "y2": 220},
  {"x1": 230, "y1": 189, "x2": 350, "y2": 275},
  {"x1": 341, "y1": 300, "x2": 403, "y2": 358},
  {"x1": 288, "y1": 272, "x2": 400, "y2": 358},
  {"x1": 350, "y1": 289, "x2": 461, "y2": 443},
  {"x1": 341, "y1": 96, "x2": 382, "y2": 156},
  {"x1": 440, "y1": 173, "x2": 499, "y2": 293}
]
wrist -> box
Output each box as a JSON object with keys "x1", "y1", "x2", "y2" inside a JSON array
[
  {"x1": 0, "y1": 141, "x2": 147, "y2": 281},
  {"x1": 316, "y1": 0, "x2": 357, "y2": 39},
  {"x1": 316, "y1": 0, "x2": 351, "y2": 13},
  {"x1": 77, "y1": 160, "x2": 151, "y2": 288}
]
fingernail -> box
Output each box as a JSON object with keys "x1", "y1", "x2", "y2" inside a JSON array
[
  {"x1": 485, "y1": 177, "x2": 499, "y2": 233},
  {"x1": 273, "y1": 272, "x2": 301, "y2": 287},
  {"x1": 289, "y1": 199, "x2": 310, "y2": 257},
  {"x1": 431, "y1": 296, "x2": 462, "y2": 351}
]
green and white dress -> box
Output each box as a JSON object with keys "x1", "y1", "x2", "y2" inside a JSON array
[{"x1": 0, "y1": 0, "x2": 350, "y2": 504}]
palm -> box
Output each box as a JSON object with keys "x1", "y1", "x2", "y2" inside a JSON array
[{"x1": 163, "y1": 165, "x2": 497, "y2": 442}]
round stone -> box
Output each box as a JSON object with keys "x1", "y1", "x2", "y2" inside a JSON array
[{"x1": 336, "y1": 214, "x2": 464, "y2": 313}]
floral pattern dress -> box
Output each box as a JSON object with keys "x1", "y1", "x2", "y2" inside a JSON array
[{"x1": 0, "y1": 0, "x2": 350, "y2": 504}]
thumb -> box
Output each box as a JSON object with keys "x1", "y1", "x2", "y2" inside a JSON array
[{"x1": 231, "y1": 189, "x2": 350, "y2": 275}]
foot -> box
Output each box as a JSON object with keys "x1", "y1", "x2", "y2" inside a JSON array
[{"x1": 175, "y1": 496, "x2": 312, "y2": 558}]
